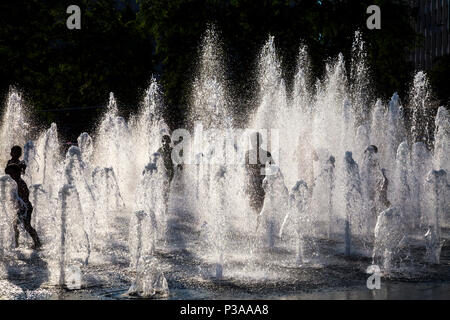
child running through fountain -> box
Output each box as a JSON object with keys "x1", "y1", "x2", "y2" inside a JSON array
[{"x1": 5, "y1": 164, "x2": 42, "y2": 249}]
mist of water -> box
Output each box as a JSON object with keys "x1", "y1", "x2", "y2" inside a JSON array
[{"x1": 0, "y1": 29, "x2": 448, "y2": 289}]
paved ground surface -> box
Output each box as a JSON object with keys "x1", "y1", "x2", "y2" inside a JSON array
[{"x1": 1, "y1": 204, "x2": 449, "y2": 300}]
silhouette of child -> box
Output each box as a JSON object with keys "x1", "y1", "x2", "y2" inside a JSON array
[
  {"x1": 5, "y1": 164, "x2": 41, "y2": 249},
  {"x1": 6, "y1": 145, "x2": 26, "y2": 175}
]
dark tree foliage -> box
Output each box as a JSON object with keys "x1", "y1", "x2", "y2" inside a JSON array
[
  {"x1": 137, "y1": 0, "x2": 214, "y2": 128},
  {"x1": 0, "y1": 0, "x2": 153, "y2": 140},
  {"x1": 317, "y1": 0, "x2": 418, "y2": 100},
  {"x1": 1, "y1": 0, "x2": 443, "y2": 141},
  {"x1": 138, "y1": 0, "x2": 418, "y2": 124}
]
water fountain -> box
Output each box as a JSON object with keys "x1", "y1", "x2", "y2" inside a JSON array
[
  {"x1": 433, "y1": 106, "x2": 449, "y2": 173},
  {"x1": 341, "y1": 151, "x2": 363, "y2": 256},
  {"x1": 373, "y1": 206, "x2": 406, "y2": 273},
  {"x1": 0, "y1": 89, "x2": 30, "y2": 166},
  {"x1": 0, "y1": 175, "x2": 19, "y2": 256},
  {"x1": 0, "y1": 29, "x2": 448, "y2": 298},
  {"x1": 310, "y1": 152, "x2": 336, "y2": 238},
  {"x1": 411, "y1": 142, "x2": 433, "y2": 228},
  {"x1": 280, "y1": 180, "x2": 312, "y2": 265},
  {"x1": 392, "y1": 142, "x2": 412, "y2": 228},
  {"x1": 410, "y1": 71, "x2": 432, "y2": 146},
  {"x1": 423, "y1": 169, "x2": 448, "y2": 264},
  {"x1": 259, "y1": 165, "x2": 289, "y2": 249},
  {"x1": 360, "y1": 145, "x2": 385, "y2": 237}
]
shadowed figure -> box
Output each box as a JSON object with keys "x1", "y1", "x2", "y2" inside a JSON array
[
  {"x1": 379, "y1": 168, "x2": 391, "y2": 209},
  {"x1": 5, "y1": 164, "x2": 41, "y2": 249},
  {"x1": 156, "y1": 134, "x2": 174, "y2": 217},
  {"x1": 6, "y1": 249, "x2": 49, "y2": 293},
  {"x1": 244, "y1": 132, "x2": 275, "y2": 214},
  {"x1": 157, "y1": 135, "x2": 174, "y2": 184},
  {"x1": 361, "y1": 145, "x2": 391, "y2": 211},
  {"x1": 7, "y1": 145, "x2": 27, "y2": 174},
  {"x1": 173, "y1": 135, "x2": 184, "y2": 171}
]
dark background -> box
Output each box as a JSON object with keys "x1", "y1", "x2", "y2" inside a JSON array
[{"x1": 0, "y1": 0, "x2": 448, "y2": 141}]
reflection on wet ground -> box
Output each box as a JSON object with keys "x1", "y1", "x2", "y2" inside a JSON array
[{"x1": 1, "y1": 211, "x2": 449, "y2": 300}]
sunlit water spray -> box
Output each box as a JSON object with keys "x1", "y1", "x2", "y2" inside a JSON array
[{"x1": 0, "y1": 29, "x2": 449, "y2": 296}]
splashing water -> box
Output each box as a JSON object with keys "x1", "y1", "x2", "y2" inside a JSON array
[
  {"x1": 0, "y1": 89, "x2": 30, "y2": 166},
  {"x1": 0, "y1": 30, "x2": 449, "y2": 295}
]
